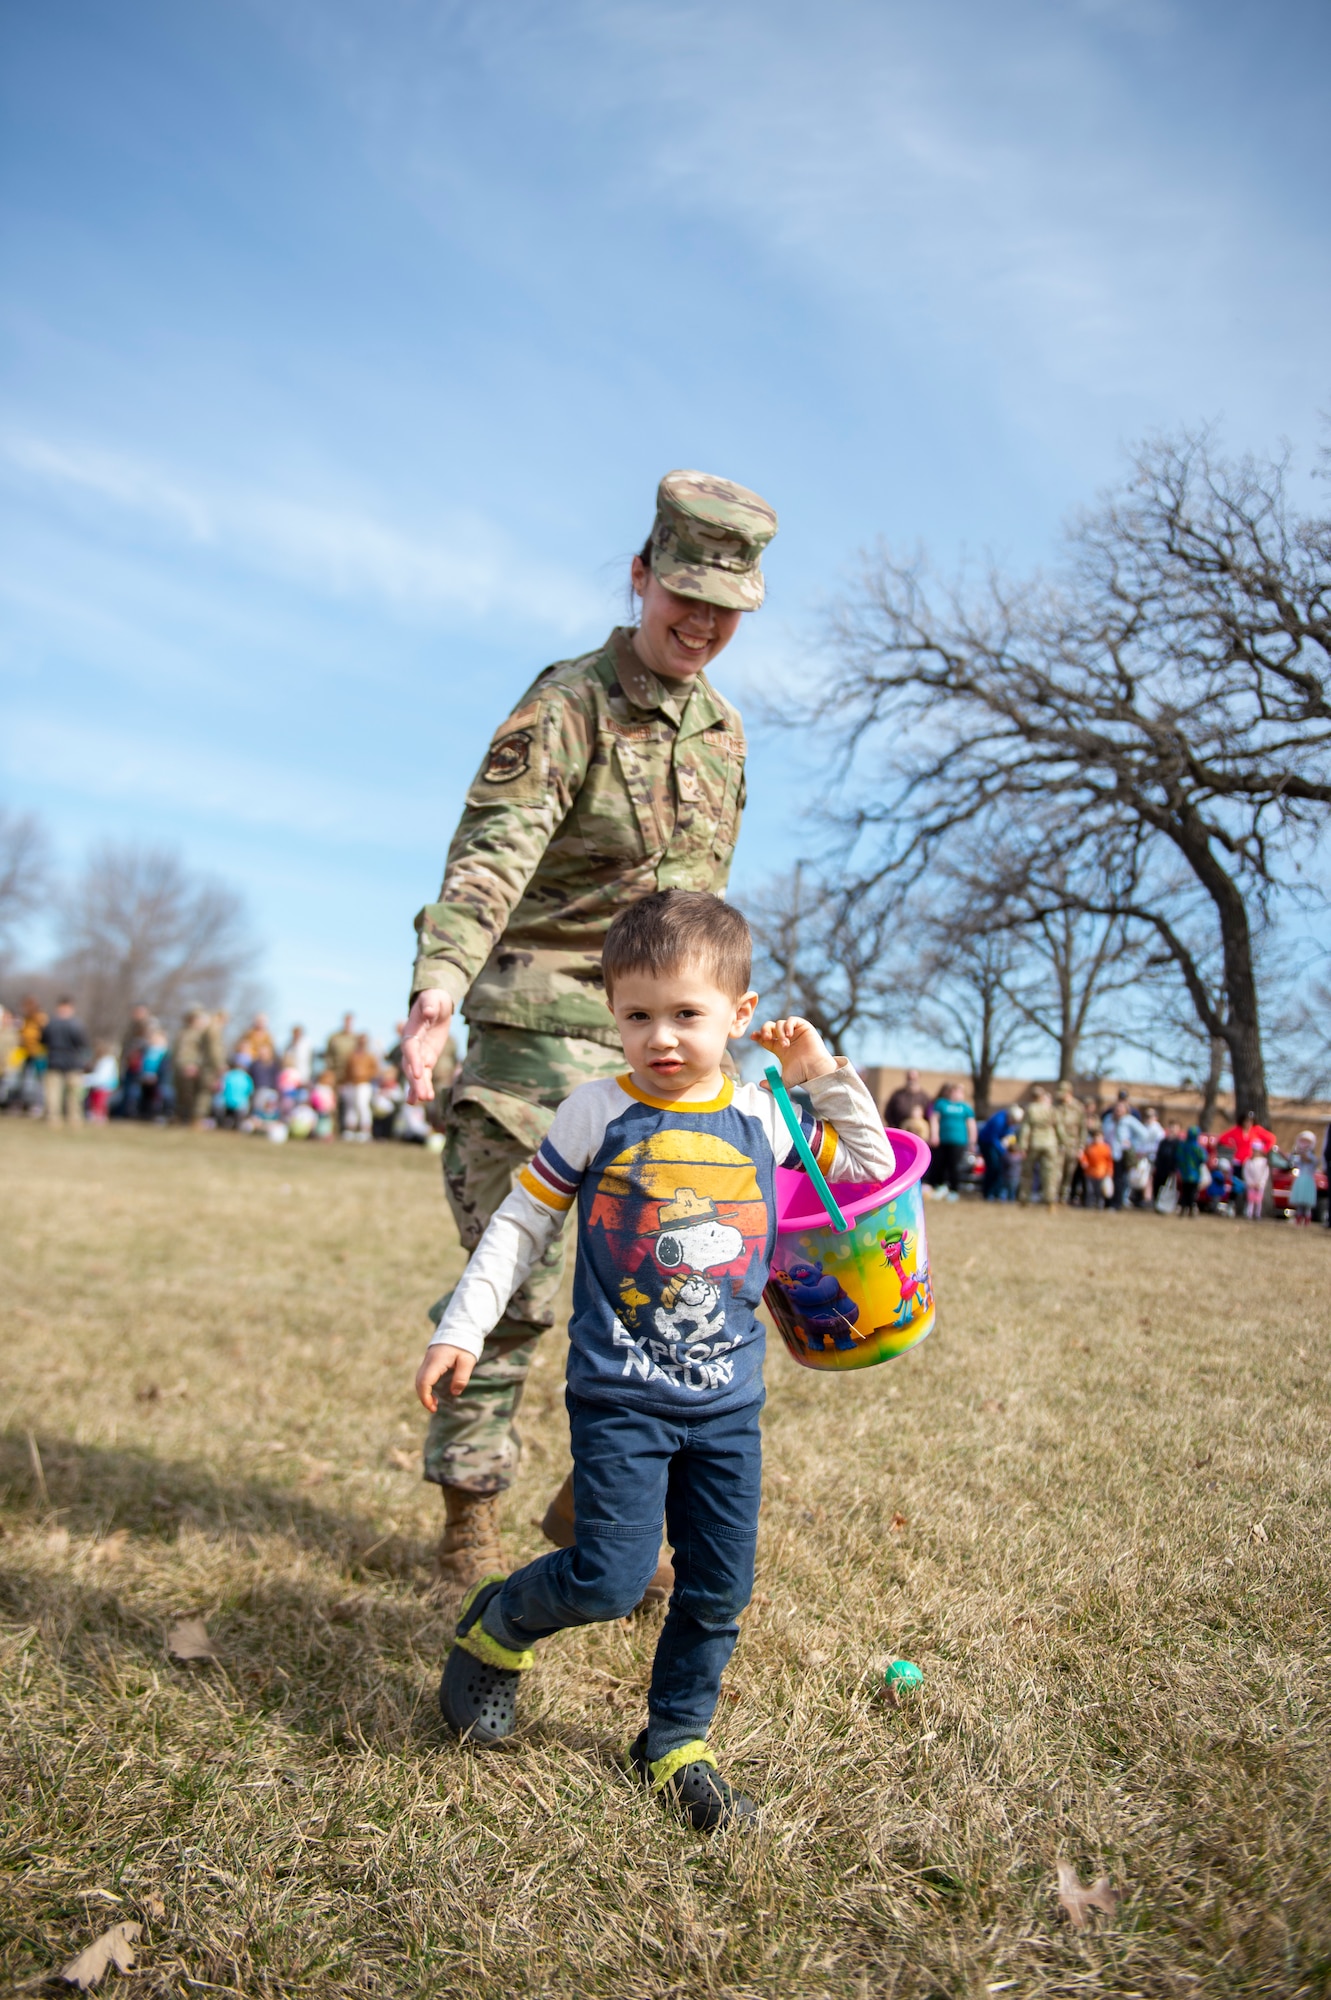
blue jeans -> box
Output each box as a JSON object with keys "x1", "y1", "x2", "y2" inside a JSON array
[
  {"x1": 482, "y1": 1390, "x2": 763, "y2": 1760},
  {"x1": 980, "y1": 1141, "x2": 1007, "y2": 1199}
]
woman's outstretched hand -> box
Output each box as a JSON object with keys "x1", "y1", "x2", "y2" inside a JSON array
[
  {"x1": 752, "y1": 1017, "x2": 839, "y2": 1087},
  {"x1": 401, "y1": 990, "x2": 455, "y2": 1103}
]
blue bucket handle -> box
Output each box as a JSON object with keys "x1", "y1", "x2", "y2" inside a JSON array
[{"x1": 764, "y1": 1063, "x2": 850, "y2": 1231}]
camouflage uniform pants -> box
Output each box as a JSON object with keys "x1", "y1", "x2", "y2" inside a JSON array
[
  {"x1": 1019, "y1": 1144, "x2": 1062, "y2": 1205},
  {"x1": 423, "y1": 1022, "x2": 624, "y2": 1495}
]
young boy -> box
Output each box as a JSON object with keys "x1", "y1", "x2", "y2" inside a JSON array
[
  {"x1": 415, "y1": 890, "x2": 894, "y2": 1829},
  {"x1": 1080, "y1": 1130, "x2": 1113, "y2": 1210}
]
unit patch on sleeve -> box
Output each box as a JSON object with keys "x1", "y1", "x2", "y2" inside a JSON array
[{"x1": 482, "y1": 730, "x2": 533, "y2": 784}]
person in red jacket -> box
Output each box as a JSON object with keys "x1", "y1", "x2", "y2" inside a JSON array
[{"x1": 1216, "y1": 1110, "x2": 1277, "y2": 1165}]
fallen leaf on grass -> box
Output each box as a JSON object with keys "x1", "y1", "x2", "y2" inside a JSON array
[
  {"x1": 387, "y1": 1448, "x2": 417, "y2": 1472},
  {"x1": 141, "y1": 1895, "x2": 166, "y2": 1920},
  {"x1": 76, "y1": 1889, "x2": 121, "y2": 1905},
  {"x1": 299, "y1": 1458, "x2": 333, "y2": 1487},
  {"x1": 890, "y1": 1513, "x2": 908, "y2": 1531},
  {"x1": 90, "y1": 1530, "x2": 130, "y2": 1565},
  {"x1": 166, "y1": 1617, "x2": 217, "y2": 1663},
  {"x1": 61, "y1": 1921, "x2": 142, "y2": 1989},
  {"x1": 1250, "y1": 1521, "x2": 1270, "y2": 1544},
  {"x1": 1055, "y1": 1862, "x2": 1118, "y2": 1929},
  {"x1": 981, "y1": 1398, "x2": 1005, "y2": 1413},
  {"x1": 138, "y1": 1380, "x2": 188, "y2": 1403}
]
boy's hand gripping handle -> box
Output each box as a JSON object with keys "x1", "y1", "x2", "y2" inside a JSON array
[{"x1": 764, "y1": 1063, "x2": 850, "y2": 1231}]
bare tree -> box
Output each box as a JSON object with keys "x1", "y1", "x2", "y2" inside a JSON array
[
  {"x1": 942, "y1": 839, "x2": 1140, "y2": 1082},
  {"x1": 743, "y1": 863, "x2": 905, "y2": 1047},
  {"x1": 822, "y1": 432, "x2": 1331, "y2": 1120},
  {"x1": 1268, "y1": 962, "x2": 1331, "y2": 1103},
  {"x1": 55, "y1": 842, "x2": 262, "y2": 1040},
  {"x1": 0, "y1": 807, "x2": 52, "y2": 966},
  {"x1": 906, "y1": 911, "x2": 1032, "y2": 1117}
]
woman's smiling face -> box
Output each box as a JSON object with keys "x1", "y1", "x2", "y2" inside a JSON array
[{"x1": 630, "y1": 557, "x2": 742, "y2": 683}]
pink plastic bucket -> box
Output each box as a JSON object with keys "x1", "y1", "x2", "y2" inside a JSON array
[{"x1": 764, "y1": 1129, "x2": 934, "y2": 1371}]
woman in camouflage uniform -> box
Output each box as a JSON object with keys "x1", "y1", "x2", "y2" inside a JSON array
[{"x1": 401, "y1": 470, "x2": 778, "y2": 1587}]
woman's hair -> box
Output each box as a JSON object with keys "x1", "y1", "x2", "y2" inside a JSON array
[
  {"x1": 626, "y1": 534, "x2": 653, "y2": 620},
  {"x1": 602, "y1": 890, "x2": 752, "y2": 1000}
]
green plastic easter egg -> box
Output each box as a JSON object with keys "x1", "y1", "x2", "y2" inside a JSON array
[{"x1": 884, "y1": 1658, "x2": 923, "y2": 1691}]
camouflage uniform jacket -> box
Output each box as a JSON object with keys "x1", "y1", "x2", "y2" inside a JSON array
[
  {"x1": 200, "y1": 1018, "x2": 228, "y2": 1080},
  {"x1": 171, "y1": 1021, "x2": 207, "y2": 1074},
  {"x1": 1024, "y1": 1098, "x2": 1059, "y2": 1148},
  {"x1": 412, "y1": 628, "x2": 746, "y2": 1047},
  {"x1": 1054, "y1": 1099, "x2": 1087, "y2": 1153}
]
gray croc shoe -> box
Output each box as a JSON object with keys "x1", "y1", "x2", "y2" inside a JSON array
[
  {"x1": 438, "y1": 1574, "x2": 534, "y2": 1745},
  {"x1": 626, "y1": 1730, "x2": 758, "y2": 1832}
]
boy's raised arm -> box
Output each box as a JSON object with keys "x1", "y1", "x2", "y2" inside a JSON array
[
  {"x1": 803, "y1": 1060, "x2": 896, "y2": 1185},
  {"x1": 751, "y1": 1018, "x2": 895, "y2": 1186}
]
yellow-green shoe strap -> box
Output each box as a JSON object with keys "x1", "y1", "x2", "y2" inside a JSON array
[
  {"x1": 454, "y1": 1573, "x2": 535, "y2": 1671},
  {"x1": 648, "y1": 1739, "x2": 716, "y2": 1791},
  {"x1": 455, "y1": 1624, "x2": 535, "y2": 1672},
  {"x1": 457, "y1": 1573, "x2": 508, "y2": 1627}
]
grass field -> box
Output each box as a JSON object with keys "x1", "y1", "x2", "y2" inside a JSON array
[{"x1": 1, "y1": 1122, "x2": 1328, "y2": 1999}]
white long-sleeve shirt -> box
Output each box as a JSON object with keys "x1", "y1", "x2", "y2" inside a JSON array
[{"x1": 433, "y1": 1061, "x2": 895, "y2": 1415}]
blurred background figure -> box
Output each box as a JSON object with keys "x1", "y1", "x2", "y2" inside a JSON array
[
  {"x1": 171, "y1": 1009, "x2": 207, "y2": 1127},
  {"x1": 977, "y1": 1101, "x2": 1019, "y2": 1201},
  {"x1": 884, "y1": 1068, "x2": 932, "y2": 1137},
  {"x1": 341, "y1": 1032, "x2": 378, "y2": 1141},
  {"x1": 18, "y1": 997, "x2": 47, "y2": 1109},
  {"x1": 929, "y1": 1082, "x2": 976, "y2": 1200},
  {"x1": 1080, "y1": 1127, "x2": 1113, "y2": 1209},
  {"x1": 1288, "y1": 1131, "x2": 1318, "y2": 1226},
  {"x1": 138, "y1": 1028, "x2": 169, "y2": 1119},
  {"x1": 41, "y1": 997, "x2": 91, "y2": 1125},
  {"x1": 117, "y1": 1003, "x2": 156, "y2": 1119},
  {"x1": 1242, "y1": 1141, "x2": 1269, "y2": 1220},
  {"x1": 0, "y1": 1006, "x2": 19, "y2": 1109},
  {"x1": 283, "y1": 1023, "x2": 313, "y2": 1085},
  {"x1": 199, "y1": 1011, "x2": 228, "y2": 1125},
  {"x1": 1055, "y1": 1086, "x2": 1087, "y2": 1203},
  {"x1": 1176, "y1": 1128, "x2": 1206, "y2": 1216},
  {"x1": 84, "y1": 1041, "x2": 118, "y2": 1121},
  {"x1": 1019, "y1": 1086, "x2": 1059, "y2": 1206}
]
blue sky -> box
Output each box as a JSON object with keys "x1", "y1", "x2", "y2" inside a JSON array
[{"x1": 2, "y1": 0, "x2": 1327, "y2": 1052}]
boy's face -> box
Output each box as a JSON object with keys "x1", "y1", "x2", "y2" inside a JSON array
[{"x1": 608, "y1": 963, "x2": 757, "y2": 1099}]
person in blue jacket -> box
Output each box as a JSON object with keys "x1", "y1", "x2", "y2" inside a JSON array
[{"x1": 977, "y1": 1103, "x2": 1020, "y2": 1201}]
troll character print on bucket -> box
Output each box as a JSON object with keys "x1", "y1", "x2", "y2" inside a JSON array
[{"x1": 764, "y1": 1130, "x2": 935, "y2": 1372}]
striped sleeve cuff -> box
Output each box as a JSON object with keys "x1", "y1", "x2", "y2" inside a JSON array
[
  {"x1": 782, "y1": 1112, "x2": 838, "y2": 1175},
  {"x1": 518, "y1": 1136, "x2": 583, "y2": 1213}
]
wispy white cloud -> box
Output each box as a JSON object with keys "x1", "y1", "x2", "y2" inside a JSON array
[
  {"x1": 0, "y1": 705, "x2": 439, "y2": 850},
  {"x1": 0, "y1": 431, "x2": 605, "y2": 635},
  {"x1": 265, "y1": 0, "x2": 1328, "y2": 446}
]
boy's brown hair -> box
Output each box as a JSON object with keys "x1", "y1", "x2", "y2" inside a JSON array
[{"x1": 601, "y1": 890, "x2": 752, "y2": 1001}]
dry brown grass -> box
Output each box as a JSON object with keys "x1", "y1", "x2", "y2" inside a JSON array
[{"x1": 1, "y1": 1121, "x2": 1328, "y2": 1999}]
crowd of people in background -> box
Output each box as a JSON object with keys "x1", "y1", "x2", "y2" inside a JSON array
[
  {"x1": 3, "y1": 1001, "x2": 1328, "y2": 1225},
  {"x1": 0, "y1": 996, "x2": 458, "y2": 1147},
  {"x1": 883, "y1": 1068, "x2": 1330, "y2": 1226}
]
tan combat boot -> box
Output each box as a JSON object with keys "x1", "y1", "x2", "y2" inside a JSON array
[
  {"x1": 539, "y1": 1470, "x2": 675, "y2": 1609},
  {"x1": 435, "y1": 1487, "x2": 505, "y2": 1590}
]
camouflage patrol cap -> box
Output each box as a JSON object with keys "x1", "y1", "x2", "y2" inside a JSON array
[{"x1": 648, "y1": 469, "x2": 778, "y2": 611}]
